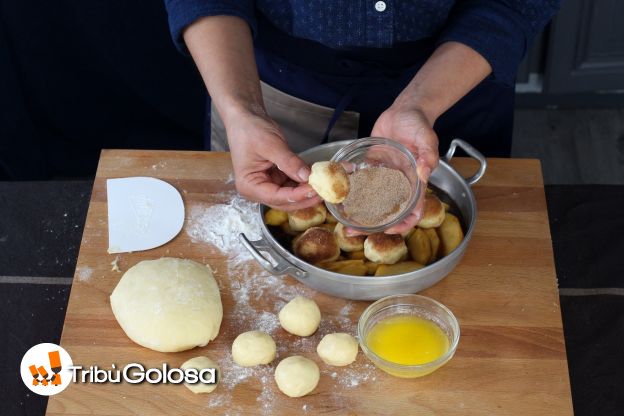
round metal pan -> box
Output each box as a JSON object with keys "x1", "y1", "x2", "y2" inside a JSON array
[{"x1": 240, "y1": 139, "x2": 486, "y2": 300}]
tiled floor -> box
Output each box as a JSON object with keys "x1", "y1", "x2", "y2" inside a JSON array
[
  {"x1": 1, "y1": 181, "x2": 91, "y2": 416},
  {"x1": 512, "y1": 108, "x2": 624, "y2": 185}
]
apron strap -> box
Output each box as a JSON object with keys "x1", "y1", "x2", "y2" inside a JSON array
[{"x1": 322, "y1": 84, "x2": 359, "y2": 144}]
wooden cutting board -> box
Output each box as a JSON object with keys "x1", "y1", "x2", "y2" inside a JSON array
[{"x1": 46, "y1": 150, "x2": 573, "y2": 415}]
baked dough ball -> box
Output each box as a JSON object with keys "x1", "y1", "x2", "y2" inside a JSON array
[
  {"x1": 232, "y1": 330, "x2": 276, "y2": 367},
  {"x1": 316, "y1": 333, "x2": 359, "y2": 366},
  {"x1": 279, "y1": 296, "x2": 321, "y2": 336},
  {"x1": 288, "y1": 204, "x2": 327, "y2": 231},
  {"x1": 417, "y1": 194, "x2": 446, "y2": 229},
  {"x1": 110, "y1": 258, "x2": 222, "y2": 352},
  {"x1": 180, "y1": 356, "x2": 219, "y2": 394},
  {"x1": 308, "y1": 161, "x2": 350, "y2": 203},
  {"x1": 334, "y1": 222, "x2": 366, "y2": 252},
  {"x1": 364, "y1": 233, "x2": 408, "y2": 265},
  {"x1": 293, "y1": 227, "x2": 340, "y2": 264},
  {"x1": 274, "y1": 356, "x2": 320, "y2": 398}
]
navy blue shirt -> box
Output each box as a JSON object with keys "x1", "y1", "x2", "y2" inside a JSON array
[{"x1": 165, "y1": 0, "x2": 559, "y2": 86}]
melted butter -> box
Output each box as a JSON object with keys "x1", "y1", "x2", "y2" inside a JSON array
[{"x1": 366, "y1": 315, "x2": 449, "y2": 365}]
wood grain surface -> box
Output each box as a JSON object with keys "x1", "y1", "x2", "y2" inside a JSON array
[{"x1": 46, "y1": 150, "x2": 573, "y2": 415}]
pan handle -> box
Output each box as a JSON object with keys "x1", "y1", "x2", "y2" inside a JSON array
[
  {"x1": 443, "y1": 138, "x2": 487, "y2": 186},
  {"x1": 239, "y1": 233, "x2": 307, "y2": 279}
]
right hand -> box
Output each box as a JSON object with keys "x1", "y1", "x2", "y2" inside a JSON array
[{"x1": 225, "y1": 109, "x2": 322, "y2": 211}]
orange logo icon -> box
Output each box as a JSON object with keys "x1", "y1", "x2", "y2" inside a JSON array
[
  {"x1": 28, "y1": 350, "x2": 63, "y2": 387},
  {"x1": 21, "y1": 343, "x2": 73, "y2": 395}
]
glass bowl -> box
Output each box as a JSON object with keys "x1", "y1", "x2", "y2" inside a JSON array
[
  {"x1": 327, "y1": 137, "x2": 421, "y2": 233},
  {"x1": 357, "y1": 294, "x2": 460, "y2": 378}
]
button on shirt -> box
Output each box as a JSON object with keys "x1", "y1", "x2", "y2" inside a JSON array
[{"x1": 164, "y1": 0, "x2": 560, "y2": 86}]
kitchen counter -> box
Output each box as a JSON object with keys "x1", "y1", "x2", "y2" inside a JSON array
[{"x1": 2, "y1": 152, "x2": 622, "y2": 415}]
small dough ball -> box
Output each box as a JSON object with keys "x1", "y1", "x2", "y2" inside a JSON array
[
  {"x1": 334, "y1": 222, "x2": 366, "y2": 252},
  {"x1": 274, "y1": 356, "x2": 320, "y2": 398},
  {"x1": 364, "y1": 233, "x2": 408, "y2": 265},
  {"x1": 279, "y1": 296, "x2": 321, "y2": 336},
  {"x1": 110, "y1": 258, "x2": 222, "y2": 352},
  {"x1": 288, "y1": 204, "x2": 327, "y2": 231},
  {"x1": 293, "y1": 227, "x2": 340, "y2": 264},
  {"x1": 232, "y1": 330, "x2": 276, "y2": 367},
  {"x1": 180, "y1": 356, "x2": 219, "y2": 394},
  {"x1": 418, "y1": 194, "x2": 446, "y2": 229},
  {"x1": 316, "y1": 333, "x2": 359, "y2": 366},
  {"x1": 264, "y1": 208, "x2": 288, "y2": 226},
  {"x1": 308, "y1": 161, "x2": 350, "y2": 203}
]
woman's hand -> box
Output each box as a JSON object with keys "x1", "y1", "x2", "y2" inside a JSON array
[
  {"x1": 226, "y1": 109, "x2": 322, "y2": 211},
  {"x1": 370, "y1": 104, "x2": 439, "y2": 234}
]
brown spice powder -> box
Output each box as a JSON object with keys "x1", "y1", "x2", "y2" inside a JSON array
[{"x1": 341, "y1": 166, "x2": 411, "y2": 226}]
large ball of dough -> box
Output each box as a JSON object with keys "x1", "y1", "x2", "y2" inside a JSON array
[
  {"x1": 274, "y1": 356, "x2": 320, "y2": 398},
  {"x1": 293, "y1": 227, "x2": 340, "y2": 264},
  {"x1": 288, "y1": 204, "x2": 327, "y2": 231},
  {"x1": 279, "y1": 296, "x2": 321, "y2": 336},
  {"x1": 110, "y1": 258, "x2": 222, "y2": 352},
  {"x1": 180, "y1": 356, "x2": 219, "y2": 394},
  {"x1": 308, "y1": 161, "x2": 350, "y2": 204},
  {"x1": 417, "y1": 194, "x2": 446, "y2": 229},
  {"x1": 334, "y1": 222, "x2": 366, "y2": 252},
  {"x1": 364, "y1": 233, "x2": 408, "y2": 265},
  {"x1": 316, "y1": 333, "x2": 359, "y2": 366},
  {"x1": 231, "y1": 330, "x2": 276, "y2": 367}
]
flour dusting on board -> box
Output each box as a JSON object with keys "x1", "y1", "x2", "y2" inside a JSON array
[
  {"x1": 186, "y1": 193, "x2": 261, "y2": 259},
  {"x1": 186, "y1": 192, "x2": 379, "y2": 414}
]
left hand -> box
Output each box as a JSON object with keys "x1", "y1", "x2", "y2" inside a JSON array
[{"x1": 370, "y1": 104, "x2": 439, "y2": 235}]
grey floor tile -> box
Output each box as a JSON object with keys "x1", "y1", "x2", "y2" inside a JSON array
[{"x1": 512, "y1": 109, "x2": 624, "y2": 185}]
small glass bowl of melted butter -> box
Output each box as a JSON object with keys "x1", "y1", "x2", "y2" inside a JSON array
[{"x1": 358, "y1": 294, "x2": 460, "y2": 378}]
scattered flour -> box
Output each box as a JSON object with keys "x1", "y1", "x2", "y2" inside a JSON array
[
  {"x1": 76, "y1": 266, "x2": 93, "y2": 282},
  {"x1": 110, "y1": 255, "x2": 121, "y2": 273},
  {"x1": 186, "y1": 194, "x2": 261, "y2": 260},
  {"x1": 185, "y1": 191, "x2": 378, "y2": 414}
]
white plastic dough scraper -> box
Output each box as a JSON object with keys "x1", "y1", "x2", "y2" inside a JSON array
[{"x1": 107, "y1": 177, "x2": 185, "y2": 254}]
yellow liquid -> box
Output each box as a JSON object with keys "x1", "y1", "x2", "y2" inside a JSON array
[{"x1": 366, "y1": 315, "x2": 449, "y2": 365}]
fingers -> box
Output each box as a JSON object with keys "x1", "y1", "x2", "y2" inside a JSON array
[
  {"x1": 384, "y1": 212, "x2": 419, "y2": 235},
  {"x1": 237, "y1": 171, "x2": 312, "y2": 203},
  {"x1": 269, "y1": 196, "x2": 324, "y2": 212},
  {"x1": 416, "y1": 146, "x2": 439, "y2": 183},
  {"x1": 385, "y1": 188, "x2": 426, "y2": 234},
  {"x1": 345, "y1": 227, "x2": 368, "y2": 237},
  {"x1": 264, "y1": 141, "x2": 311, "y2": 183}
]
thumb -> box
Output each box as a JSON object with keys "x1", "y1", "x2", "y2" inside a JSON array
[
  {"x1": 267, "y1": 140, "x2": 311, "y2": 183},
  {"x1": 416, "y1": 146, "x2": 439, "y2": 183}
]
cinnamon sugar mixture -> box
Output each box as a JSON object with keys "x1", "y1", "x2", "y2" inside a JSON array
[{"x1": 342, "y1": 166, "x2": 411, "y2": 226}]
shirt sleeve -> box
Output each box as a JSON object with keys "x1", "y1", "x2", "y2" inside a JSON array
[
  {"x1": 437, "y1": 0, "x2": 561, "y2": 86},
  {"x1": 164, "y1": 0, "x2": 256, "y2": 54}
]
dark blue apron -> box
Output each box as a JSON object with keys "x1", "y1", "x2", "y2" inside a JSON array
[{"x1": 248, "y1": 13, "x2": 514, "y2": 158}]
